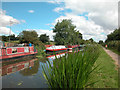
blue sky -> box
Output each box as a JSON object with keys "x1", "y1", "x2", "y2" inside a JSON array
[
  {"x1": 2, "y1": 2, "x2": 66, "y2": 34},
  {"x1": 0, "y1": 0, "x2": 118, "y2": 41},
  {"x1": 2, "y1": 2, "x2": 89, "y2": 36}
]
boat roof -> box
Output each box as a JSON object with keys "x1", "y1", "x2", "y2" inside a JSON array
[{"x1": 47, "y1": 45, "x2": 66, "y2": 49}]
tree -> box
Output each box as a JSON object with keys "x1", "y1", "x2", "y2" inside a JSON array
[
  {"x1": 39, "y1": 34, "x2": 49, "y2": 43},
  {"x1": 9, "y1": 34, "x2": 17, "y2": 41},
  {"x1": 98, "y1": 40, "x2": 103, "y2": 44},
  {"x1": 53, "y1": 19, "x2": 82, "y2": 45},
  {"x1": 2, "y1": 35, "x2": 8, "y2": 41},
  {"x1": 1, "y1": 34, "x2": 18, "y2": 42},
  {"x1": 105, "y1": 28, "x2": 120, "y2": 42},
  {"x1": 89, "y1": 38, "x2": 94, "y2": 42},
  {"x1": 18, "y1": 30, "x2": 39, "y2": 45}
]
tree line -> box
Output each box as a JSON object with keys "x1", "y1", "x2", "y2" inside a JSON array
[
  {"x1": 98, "y1": 28, "x2": 120, "y2": 52},
  {"x1": 0, "y1": 34, "x2": 19, "y2": 42},
  {"x1": 1, "y1": 19, "x2": 85, "y2": 45},
  {"x1": 1, "y1": 19, "x2": 97, "y2": 46},
  {"x1": 98, "y1": 28, "x2": 120, "y2": 44},
  {"x1": 105, "y1": 28, "x2": 120, "y2": 42}
]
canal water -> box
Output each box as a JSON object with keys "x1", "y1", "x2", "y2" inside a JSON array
[
  {"x1": 1, "y1": 55, "x2": 53, "y2": 88},
  {"x1": 1, "y1": 47, "x2": 84, "y2": 88}
]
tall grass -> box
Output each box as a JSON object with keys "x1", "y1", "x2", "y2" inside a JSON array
[{"x1": 42, "y1": 44, "x2": 100, "y2": 88}]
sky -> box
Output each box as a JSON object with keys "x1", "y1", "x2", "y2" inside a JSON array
[{"x1": 0, "y1": 0, "x2": 119, "y2": 42}]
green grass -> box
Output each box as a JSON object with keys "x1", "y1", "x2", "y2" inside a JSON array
[
  {"x1": 88, "y1": 46, "x2": 118, "y2": 88},
  {"x1": 42, "y1": 44, "x2": 100, "y2": 88}
]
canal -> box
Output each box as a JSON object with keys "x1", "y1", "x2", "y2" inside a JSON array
[
  {"x1": 1, "y1": 55, "x2": 52, "y2": 88},
  {"x1": 1, "y1": 46, "x2": 84, "y2": 88}
]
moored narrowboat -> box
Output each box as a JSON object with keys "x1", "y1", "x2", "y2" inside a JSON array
[
  {"x1": 46, "y1": 45, "x2": 67, "y2": 54},
  {"x1": 0, "y1": 46, "x2": 37, "y2": 61}
]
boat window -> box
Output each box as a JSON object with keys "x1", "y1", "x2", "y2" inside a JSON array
[{"x1": 12, "y1": 48, "x2": 17, "y2": 53}]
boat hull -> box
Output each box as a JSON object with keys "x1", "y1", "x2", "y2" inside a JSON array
[{"x1": 0, "y1": 51, "x2": 37, "y2": 62}]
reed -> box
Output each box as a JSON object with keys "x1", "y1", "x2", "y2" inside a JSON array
[{"x1": 42, "y1": 44, "x2": 100, "y2": 88}]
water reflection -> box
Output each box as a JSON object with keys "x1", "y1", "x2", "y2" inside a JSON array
[
  {"x1": 19, "y1": 60, "x2": 39, "y2": 76},
  {"x1": 0, "y1": 58, "x2": 38, "y2": 76},
  {"x1": 2, "y1": 56, "x2": 48, "y2": 88}
]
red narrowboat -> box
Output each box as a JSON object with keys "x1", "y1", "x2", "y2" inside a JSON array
[
  {"x1": 46, "y1": 45, "x2": 67, "y2": 52},
  {"x1": 0, "y1": 46, "x2": 37, "y2": 61}
]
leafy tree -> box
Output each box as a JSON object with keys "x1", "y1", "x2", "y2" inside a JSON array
[
  {"x1": 105, "y1": 28, "x2": 120, "y2": 52},
  {"x1": 98, "y1": 40, "x2": 103, "y2": 44},
  {"x1": 53, "y1": 19, "x2": 82, "y2": 45},
  {"x1": 2, "y1": 35, "x2": 8, "y2": 41},
  {"x1": 1, "y1": 34, "x2": 18, "y2": 42},
  {"x1": 105, "y1": 28, "x2": 120, "y2": 42},
  {"x1": 39, "y1": 34, "x2": 49, "y2": 43},
  {"x1": 89, "y1": 38, "x2": 94, "y2": 42},
  {"x1": 18, "y1": 30, "x2": 39, "y2": 45},
  {"x1": 9, "y1": 34, "x2": 18, "y2": 41}
]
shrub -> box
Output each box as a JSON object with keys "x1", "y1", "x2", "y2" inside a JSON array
[{"x1": 107, "y1": 40, "x2": 120, "y2": 52}]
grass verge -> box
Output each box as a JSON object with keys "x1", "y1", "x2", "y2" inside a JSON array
[{"x1": 88, "y1": 46, "x2": 118, "y2": 88}]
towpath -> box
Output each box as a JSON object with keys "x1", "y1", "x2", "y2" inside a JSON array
[{"x1": 103, "y1": 47, "x2": 120, "y2": 67}]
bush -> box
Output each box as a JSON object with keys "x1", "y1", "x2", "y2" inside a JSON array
[
  {"x1": 35, "y1": 41, "x2": 46, "y2": 58},
  {"x1": 107, "y1": 41, "x2": 120, "y2": 52},
  {"x1": 42, "y1": 44, "x2": 100, "y2": 88}
]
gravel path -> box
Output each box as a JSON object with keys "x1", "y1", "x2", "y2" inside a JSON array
[{"x1": 103, "y1": 47, "x2": 120, "y2": 67}]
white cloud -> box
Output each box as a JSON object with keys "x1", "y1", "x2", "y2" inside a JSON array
[
  {"x1": 0, "y1": 10, "x2": 20, "y2": 27},
  {"x1": 0, "y1": 9, "x2": 20, "y2": 35},
  {"x1": 54, "y1": 7, "x2": 64, "y2": 13},
  {"x1": 64, "y1": 0, "x2": 118, "y2": 30},
  {"x1": 47, "y1": 0, "x2": 64, "y2": 4},
  {"x1": 0, "y1": 27, "x2": 14, "y2": 35},
  {"x1": 25, "y1": 29, "x2": 55, "y2": 40},
  {"x1": 28, "y1": 10, "x2": 34, "y2": 13},
  {"x1": 51, "y1": 0, "x2": 118, "y2": 42},
  {"x1": 47, "y1": 1, "x2": 58, "y2": 4},
  {"x1": 52, "y1": 13, "x2": 114, "y2": 41}
]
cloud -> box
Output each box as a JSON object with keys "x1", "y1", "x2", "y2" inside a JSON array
[
  {"x1": 64, "y1": 0, "x2": 118, "y2": 30},
  {"x1": 52, "y1": 13, "x2": 115, "y2": 42},
  {"x1": 47, "y1": 0, "x2": 64, "y2": 4},
  {"x1": 28, "y1": 10, "x2": 34, "y2": 13},
  {"x1": 0, "y1": 10, "x2": 20, "y2": 27},
  {"x1": 0, "y1": 9, "x2": 20, "y2": 35},
  {"x1": 51, "y1": 0, "x2": 118, "y2": 41},
  {"x1": 0, "y1": 27, "x2": 14, "y2": 35},
  {"x1": 54, "y1": 7, "x2": 64, "y2": 13},
  {"x1": 25, "y1": 29, "x2": 55, "y2": 40}
]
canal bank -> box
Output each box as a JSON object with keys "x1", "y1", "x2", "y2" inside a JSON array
[{"x1": 87, "y1": 46, "x2": 118, "y2": 88}]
